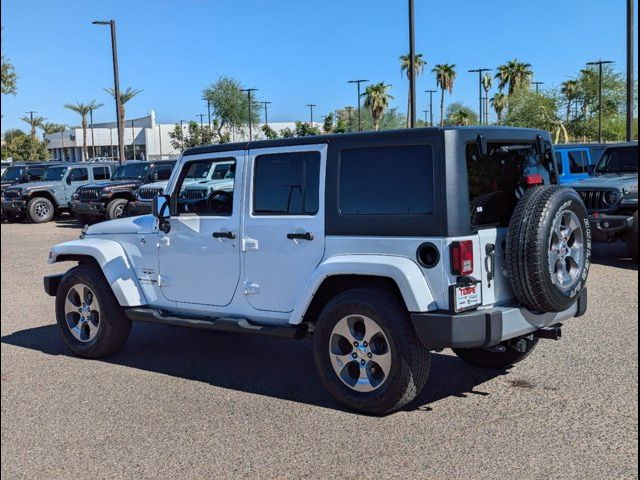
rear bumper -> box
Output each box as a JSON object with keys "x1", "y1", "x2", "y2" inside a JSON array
[
  {"x1": 70, "y1": 200, "x2": 107, "y2": 217},
  {"x1": 410, "y1": 288, "x2": 587, "y2": 349},
  {"x1": 588, "y1": 214, "x2": 634, "y2": 235},
  {"x1": 127, "y1": 200, "x2": 152, "y2": 216}
]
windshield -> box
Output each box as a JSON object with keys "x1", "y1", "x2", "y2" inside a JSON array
[
  {"x1": 2, "y1": 166, "x2": 25, "y2": 181},
  {"x1": 185, "y1": 161, "x2": 212, "y2": 180},
  {"x1": 594, "y1": 146, "x2": 638, "y2": 174},
  {"x1": 113, "y1": 163, "x2": 150, "y2": 181},
  {"x1": 43, "y1": 166, "x2": 68, "y2": 181}
]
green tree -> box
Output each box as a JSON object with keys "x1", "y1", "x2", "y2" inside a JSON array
[
  {"x1": 444, "y1": 102, "x2": 478, "y2": 126},
  {"x1": 203, "y1": 77, "x2": 260, "y2": 139},
  {"x1": 168, "y1": 121, "x2": 217, "y2": 151},
  {"x1": 261, "y1": 124, "x2": 279, "y2": 140},
  {"x1": 400, "y1": 53, "x2": 426, "y2": 127},
  {"x1": 433, "y1": 64, "x2": 457, "y2": 126},
  {"x1": 39, "y1": 122, "x2": 66, "y2": 136},
  {"x1": 3, "y1": 135, "x2": 49, "y2": 161},
  {"x1": 64, "y1": 101, "x2": 103, "y2": 160},
  {"x1": 504, "y1": 90, "x2": 568, "y2": 142},
  {"x1": 1, "y1": 28, "x2": 17, "y2": 95},
  {"x1": 491, "y1": 92, "x2": 507, "y2": 124},
  {"x1": 20, "y1": 114, "x2": 46, "y2": 138},
  {"x1": 560, "y1": 79, "x2": 579, "y2": 124},
  {"x1": 495, "y1": 59, "x2": 533, "y2": 96},
  {"x1": 322, "y1": 113, "x2": 335, "y2": 134},
  {"x1": 362, "y1": 82, "x2": 394, "y2": 131},
  {"x1": 279, "y1": 127, "x2": 296, "y2": 138},
  {"x1": 104, "y1": 86, "x2": 142, "y2": 157},
  {"x1": 333, "y1": 115, "x2": 349, "y2": 134},
  {"x1": 294, "y1": 121, "x2": 322, "y2": 137},
  {"x1": 334, "y1": 106, "x2": 405, "y2": 132}
]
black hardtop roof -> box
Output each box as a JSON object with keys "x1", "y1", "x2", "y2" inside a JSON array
[{"x1": 183, "y1": 126, "x2": 549, "y2": 157}]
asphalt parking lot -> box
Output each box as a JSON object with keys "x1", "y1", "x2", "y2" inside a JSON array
[{"x1": 1, "y1": 217, "x2": 638, "y2": 479}]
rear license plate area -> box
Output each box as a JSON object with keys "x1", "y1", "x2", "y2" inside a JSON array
[{"x1": 449, "y1": 279, "x2": 482, "y2": 313}]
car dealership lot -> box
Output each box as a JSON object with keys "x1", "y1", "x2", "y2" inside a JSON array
[{"x1": 1, "y1": 219, "x2": 637, "y2": 479}]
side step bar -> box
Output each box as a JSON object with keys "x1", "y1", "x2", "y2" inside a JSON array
[{"x1": 125, "y1": 308, "x2": 309, "y2": 339}]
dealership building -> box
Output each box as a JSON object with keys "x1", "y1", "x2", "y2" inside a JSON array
[{"x1": 45, "y1": 111, "x2": 301, "y2": 162}]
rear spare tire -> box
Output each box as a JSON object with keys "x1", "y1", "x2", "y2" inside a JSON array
[{"x1": 506, "y1": 185, "x2": 590, "y2": 312}]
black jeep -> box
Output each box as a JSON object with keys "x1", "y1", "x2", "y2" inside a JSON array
[
  {"x1": 568, "y1": 142, "x2": 638, "y2": 261},
  {"x1": 1, "y1": 162, "x2": 60, "y2": 221},
  {"x1": 70, "y1": 160, "x2": 175, "y2": 223}
]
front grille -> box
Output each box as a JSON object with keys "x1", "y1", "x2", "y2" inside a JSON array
[
  {"x1": 4, "y1": 190, "x2": 21, "y2": 200},
  {"x1": 138, "y1": 187, "x2": 164, "y2": 201},
  {"x1": 181, "y1": 188, "x2": 207, "y2": 200},
  {"x1": 77, "y1": 188, "x2": 102, "y2": 201},
  {"x1": 576, "y1": 189, "x2": 611, "y2": 210}
]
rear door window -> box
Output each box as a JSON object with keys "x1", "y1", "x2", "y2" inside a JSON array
[
  {"x1": 27, "y1": 167, "x2": 45, "y2": 180},
  {"x1": 466, "y1": 142, "x2": 552, "y2": 228},
  {"x1": 93, "y1": 166, "x2": 110, "y2": 180},
  {"x1": 554, "y1": 152, "x2": 564, "y2": 174},
  {"x1": 569, "y1": 150, "x2": 589, "y2": 173},
  {"x1": 68, "y1": 168, "x2": 89, "y2": 182}
]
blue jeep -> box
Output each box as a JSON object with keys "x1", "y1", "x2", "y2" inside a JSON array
[{"x1": 554, "y1": 143, "x2": 608, "y2": 184}]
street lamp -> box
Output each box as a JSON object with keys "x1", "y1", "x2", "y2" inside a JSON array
[
  {"x1": 407, "y1": 0, "x2": 416, "y2": 128},
  {"x1": 196, "y1": 113, "x2": 206, "y2": 127},
  {"x1": 92, "y1": 20, "x2": 124, "y2": 164},
  {"x1": 206, "y1": 99, "x2": 212, "y2": 128},
  {"x1": 261, "y1": 101, "x2": 272, "y2": 126},
  {"x1": 532, "y1": 81, "x2": 544, "y2": 93},
  {"x1": 347, "y1": 80, "x2": 368, "y2": 131},
  {"x1": 345, "y1": 106, "x2": 353, "y2": 132},
  {"x1": 422, "y1": 110, "x2": 428, "y2": 125},
  {"x1": 626, "y1": 0, "x2": 634, "y2": 141},
  {"x1": 89, "y1": 107, "x2": 96, "y2": 158},
  {"x1": 306, "y1": 104, "x2": 317, "y2": 124},
  {"x1": 425, "y1": 89, "x2": 436, "y2": 126},
  {"x1": 240, "y1": 88, "x2": 258, "y2": 141},
  {"x1": 468, "y1": 68, "x2": 491, "y2": 125},
  {"x1": 586, "y1": 60, "x2": 615, "y2": 143}
]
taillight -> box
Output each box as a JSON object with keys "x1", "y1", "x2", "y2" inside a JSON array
[
  {"x1": 450, "y1": 240, "x2": 474, "y2": 276},
  {"x1": 525, "y1": 174, "x2": 543, "y2": 186}
]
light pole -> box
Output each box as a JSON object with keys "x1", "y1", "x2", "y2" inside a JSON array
[
  {"x1": 92, "y1": 20, "x2": 124, "y2": 164},
  {"x1": 196, "y1": 113, "x2": 206, "y2": 127},
  {"x1": 532, "y1": 81, "x2": 544, "y2": 93},
  {"x1": 408, "y1": 0, "x2": 416, "y2": 128},
  {"x1": 240, "y1": 88, "x2": 258, "y2": 141},
  {"x1": 130, "y1": 119, "x2": 135, "y2": 159},
  {"x1": 425, "y1": 89, "x2": 436, "y2": 126},
  {"x1": 422, "y1": 110, "x2": 428, "y2": 125},
  {"x1": 306, "y1": 104, "x2": 317, "y2": 124},
  {"x1": 89, "y1": 107, "x2": 96, "y2": 159},
  {"x1": 468, "y1": 68, "x2": 491, "y2": 125},
  {"x1": 587, "y1": 60, "x2": 615, "y2": 143},
  {"x1": 179, "y1": 120, "x2": 186, "y2": 150},
  {"x1": 345, "y1": 106, "x2": 353, "y2": 131},
  {"x1": 626, "y1": 0, "x2": 634, "y2": 141},
  {"x1": 348, "y1": 80, "x2": 368, "y2": 131},
  {"x1": 206, "y1": 99, "x2": 212, "y2": 129},
  {"x1": 262, "y1": 101, "x2": 271, "y2": 126}
]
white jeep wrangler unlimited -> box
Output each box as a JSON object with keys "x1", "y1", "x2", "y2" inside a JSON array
[{"x1": 45, "y1": 127, "x2": 590, "y2": 415}]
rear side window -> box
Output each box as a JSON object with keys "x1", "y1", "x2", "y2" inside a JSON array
[
  {"x1": 554, "y1": 152, "x2": 564, "y2": 174},
  {"x1": 339, "y1": 145, "x2": 433, "y2": 215},
  {"x1": 253, "y1": 151, "x2": 320, "y2": 215},
  {"x1": 93, "y1": 166, "x2": 110, "y2": 180},
  {"x1": 569, "y1": 150, "x2": 589, "y2": 173},
  {"x1": 68, "y1": 168, "x2": 88, "y2": 182},
  {"x1": 27, "y1": 167, "x2": 45, "y2": 180},
  {"x1": 153, "y1": 164, "x2": 173, "y2": 181}
]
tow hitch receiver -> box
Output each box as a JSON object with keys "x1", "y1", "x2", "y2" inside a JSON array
[{"x1": 534, "y1": 324, "x2": 563, "y2": 341}]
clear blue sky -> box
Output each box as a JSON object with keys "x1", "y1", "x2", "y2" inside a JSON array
[{"x1": 1, "y1": 0, "x2": 637, "y2": 131}]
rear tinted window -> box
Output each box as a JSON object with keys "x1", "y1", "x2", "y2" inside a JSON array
[
  {"x1": 69, "y1": 168, "x2": 88, "y2": 182},
  {"x1": 93, "y1": 166, "x2": 110, "y2": 180},
  {"x1": 27, "y1": 167, "x2": 45, "y2": 180},
  {"x1": 253, "y1": 151, "x2": 320, "y2": 215},
  {"x1": 554, "y1": 152, "x2": 564, "y2": 174},
  {"x1": 569, "y1": 150, "x2": 589, "y2": 173},
  {"x1": 339, "y1": 145, "x2": 433, "y2": 215}
]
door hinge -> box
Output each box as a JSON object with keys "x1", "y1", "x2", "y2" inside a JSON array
[
  {"x1": 243, "y1": 281, "x2": 259, "y2": 295},
  {"x1": 157, "y1": 275, "x2": 170, "y2": 287},
  {"x1": 242, "y1": 238, "x2": 259, "y2": 252},
  {"x1": 157, "y1": 236, "x2": 171, "y2": 248}
]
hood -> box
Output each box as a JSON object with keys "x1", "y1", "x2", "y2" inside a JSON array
[
  {"x1": 79, "y1": 179, "x2": 143, "y2": 190},
  {"x1": 569, "y1": 173, "x2": 637, "y2": 190},
  {"x1": 138, "y1": 180, "x2": 169, "y2": 190},
  {"x1": 7, "y1": 180, "x2": 59, "y2": 191},
  {"x1": 183, "y1": 178, "x2": 234, "y2": 190},
  {"x1": 85, "y1": 214, "x2": 157, "y2": 235}
]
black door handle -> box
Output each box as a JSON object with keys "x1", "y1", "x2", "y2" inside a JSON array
[
  {"x1": 287, "y1": 232, "x2": 314, "y2": 241},
  {"x1": 213, "y1": 231, "x2": 236, "y2": 239}
]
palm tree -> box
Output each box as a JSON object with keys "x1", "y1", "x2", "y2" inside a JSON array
[
  {"x1": 560, "y1": 79, "x2": 579, "y2": 123},
  {"x1": 104, "y1": 86, "x2": 143, "y2": 158},
  {"x1": 490, "y1": 93, "x2": 507, "y2": 125},
  {"x1": 64, "y1": 101, "x2": 102, "y2": 160},
  {"x1": 362, "y1": 83, "x2": 394, "y2": 131},
  {"x1": 39, "y1": 122, "x2": 66, "y2": 144},
  {"x1": 20, "y1": 115, "x2": 46, "y2": 138},
  {"x1": 448, "y1": 108, "x2": 472, "y2": 126},
  {"x1": 432, "y1": 64, "x2": 457, "y2": 126},
  {"x1": 495, "y1": 59, "x2": 533, "y2": 96},
  {"x1": 400, "y1": 53, "x2": 426, "y2": 127},
  {"x1": 481, "y1": 73, "x2": 493, "y2": 124}
]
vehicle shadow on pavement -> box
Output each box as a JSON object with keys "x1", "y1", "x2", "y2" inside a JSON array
[
  {"x1": 590, "y1": 242, "x2": 638, "y2": 271},
  {"x1": 54, "y1": 217, "x2": 83, "y2": 229},
  {"x1": 1, "y1": 322, "x2": 504, "y2": 415}
]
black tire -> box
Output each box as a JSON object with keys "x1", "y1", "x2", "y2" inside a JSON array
[
  {"x1": 313, "y1": 288, "x2": 431, "y2": 415},
  {"x1": 506, "y1": 185, "x2": 591, "y2": 312},
  {"x1": 106, "y1": 198, "x2": 129, "y2": 220},
  {"x1": 26, "y1": 197, "x2": 55, "y2": 223},
  {"x1": 56, "y1": 263, "x2": 131, "y2": 358},
  {"x1": 454, "y1": 337, "x2": 539, "y2": 370},
  {"x1": 627, "y1": 211, "x2": 638, "y2": 262}
]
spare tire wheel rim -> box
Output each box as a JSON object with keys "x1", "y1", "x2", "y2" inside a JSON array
[
  {"x1": 329, "y1": 315, "x2": 392, "y2": 393},
  {"x1": 548, "y1": 209, "x2": 584, "y2": 290}
]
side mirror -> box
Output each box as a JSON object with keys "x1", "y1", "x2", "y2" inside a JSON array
[
  {"x1": 65, "y1": 176, "x2": 72, "y2": 185},
  {"x1": 152, "y1": 194, "x2": 171, "y2": 219}
]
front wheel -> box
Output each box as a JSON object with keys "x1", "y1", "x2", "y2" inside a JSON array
[
  {"x1": 106, "y1": 198, "x2": 129, "y2": 220},
  {"x1": 313, "y1": 288, "x2": 431, "y2": 415},
  {"x1": 27, "y1": 197, "x2": 55, "y2": 223},
  {"x1": 56, "y1": 263, "x2": 131, "y2": 358},
  {"x1": 453, "y1": 337, "x2": 539, "y2": 370}
]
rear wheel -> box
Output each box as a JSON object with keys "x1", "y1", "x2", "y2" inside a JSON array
[
  {"x1": 454, "y1": 337, "x2": 539, "y2": 370},
  {"x1": 313, "y1": 288, "x2": 430, "y2": 415},
  {"x1": 27, "y1": 197, "x2": 55, "y2": 223},
  {"x1": 627, "y1": 211, "x2": 638, "y2": 262},
  {"x1": 56, "y1": 263, "x2": 131, "y2": 358},
  {"x1": 106, "y1": 198, "x2": 129, "y2": 220}
]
